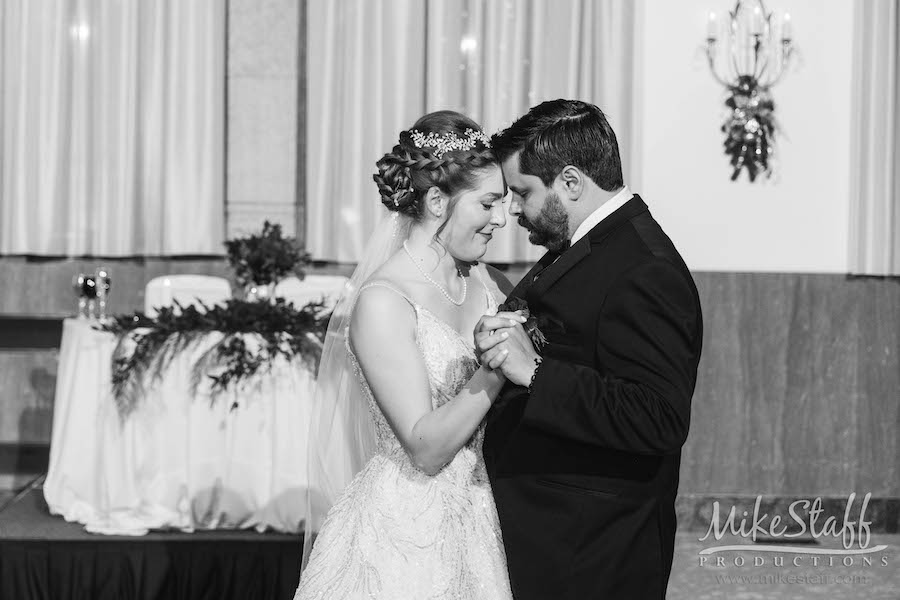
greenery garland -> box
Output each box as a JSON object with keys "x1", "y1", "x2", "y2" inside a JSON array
[
  {"x1": 98, "y1": 298, "x2": 330, "y2": 418},
  {"x1": 722, "y1": 75, "x2": 777, "y2": 182}
]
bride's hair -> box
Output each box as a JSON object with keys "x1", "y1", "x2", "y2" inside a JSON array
[{"x1": 374, "y1": 111, "x2": 497, "y2": 222}]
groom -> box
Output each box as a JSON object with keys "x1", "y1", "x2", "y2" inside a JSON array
[{"x1": 477, "y1": 99, "x2": 703, "y2": 599}]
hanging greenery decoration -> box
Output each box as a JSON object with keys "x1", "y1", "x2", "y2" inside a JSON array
[{"x1": 721, "y1": 75, "x2": 778, "y2": 182}]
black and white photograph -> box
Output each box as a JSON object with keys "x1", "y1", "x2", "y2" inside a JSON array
[{"x1": 0, "y1": 1, "x2": 898, "y2": 599}]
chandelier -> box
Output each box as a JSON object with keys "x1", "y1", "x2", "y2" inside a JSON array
[{"x1": 706, "y1": 0, "x2": 794, "y2": 181}]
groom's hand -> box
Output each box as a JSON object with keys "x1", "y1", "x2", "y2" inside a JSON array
[{"x1": 475, "y1": 314, "x2": 540, "y2": 387}]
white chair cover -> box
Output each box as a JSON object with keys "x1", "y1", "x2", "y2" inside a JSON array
[{"x1": 274, "y1": 274, "x2": 349, "y2": 311}]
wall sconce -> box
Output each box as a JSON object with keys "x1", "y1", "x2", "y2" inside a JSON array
[{"x1": 706, "y1": 0, "x2": 793, "y2": 181}]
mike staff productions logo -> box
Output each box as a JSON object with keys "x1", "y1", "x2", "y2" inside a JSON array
[{"x1": 698, "y1": 492, "x2": 890, "y2": 569}]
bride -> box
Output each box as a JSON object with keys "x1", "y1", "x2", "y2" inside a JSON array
[{"x1": 294, "y1": 111, "x2": 521, "y2": 599}]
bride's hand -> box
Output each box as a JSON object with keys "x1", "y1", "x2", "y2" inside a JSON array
[
  {"x1": 474, "y1": 311, "x2": 527, "y2": 363},
  {"x1": 475, "y1": 311, "x2": 527, "y2": 335},
  {"x1": 480, "y1": 353, "x2": 509, "y2": 375}
]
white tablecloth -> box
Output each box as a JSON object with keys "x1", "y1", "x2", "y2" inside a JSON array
[{"x1": 44, "y1": 318, "x2": 313, "y2": 535}]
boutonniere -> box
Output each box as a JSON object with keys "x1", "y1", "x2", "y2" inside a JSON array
[{"x1": 497, "y1": 296, "x2": 547, "y2": 351}]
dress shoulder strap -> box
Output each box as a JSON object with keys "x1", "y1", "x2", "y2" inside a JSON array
[
  {"x1": 358, "y1": 280, "x2": 419, "y2": 311},
  {"x1": 472, "y1": 264, "x2": 497, "y2": 310}
]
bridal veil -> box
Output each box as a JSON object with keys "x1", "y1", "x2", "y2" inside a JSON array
[{"x1": 301, "y1": 209, "x2": 412, "y2": 569}]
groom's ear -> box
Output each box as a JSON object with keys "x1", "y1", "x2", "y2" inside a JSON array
[{"x1": 558, "y1": 165, "x2": 584, "y2": 201}]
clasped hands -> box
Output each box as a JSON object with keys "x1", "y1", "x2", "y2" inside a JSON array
[{"x1": 473, "y1": 311, "x2": 540, "y2": 387}]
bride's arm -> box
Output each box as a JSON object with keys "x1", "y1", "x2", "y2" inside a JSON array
[{"x1": 349, "y1": 286, "x2": 506, "y2": 476}]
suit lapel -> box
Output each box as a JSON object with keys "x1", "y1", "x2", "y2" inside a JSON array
[
  {"x1": 525, "y1": 236, "x2": 590, "y2": 300},
  {"x1": 525, "y1": 195, "x2": 650, "y2": 300},
  {"x1": 506, "y1": 249, "x2": 559, "y2": 300}
]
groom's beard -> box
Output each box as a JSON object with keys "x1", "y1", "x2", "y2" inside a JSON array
[{"x1": 517, "y1": 189, "x2": 570, "y2": 252}]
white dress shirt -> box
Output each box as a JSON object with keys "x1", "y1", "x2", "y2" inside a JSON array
[
  {"x1": 569, "y1": 185, "x2": 633, "y2": 245},
  {"x1": 534, "y1": 185, "x2": 634, "y2": 280}
]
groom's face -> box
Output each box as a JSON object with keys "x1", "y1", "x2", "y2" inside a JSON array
[{"x1": 500, "y1": 153, "x2": 570, "y2": 252}]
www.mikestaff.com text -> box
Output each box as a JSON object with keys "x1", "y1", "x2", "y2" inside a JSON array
[{"x1": 714, "y1": 574, "x2": 871, "y2": 586}]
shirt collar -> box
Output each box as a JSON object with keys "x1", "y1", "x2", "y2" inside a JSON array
[{"x1": 569, "y1": 185, "x2": 633, "y2": 245}]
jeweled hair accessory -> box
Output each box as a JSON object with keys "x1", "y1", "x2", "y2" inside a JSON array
[{"x1": 409, "y1": 128, "x2": 491, "y2": 159}]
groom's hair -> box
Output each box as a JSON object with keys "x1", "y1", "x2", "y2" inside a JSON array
[{"x1": 491, "y1": 99, "x2": 624, "y2": 192}]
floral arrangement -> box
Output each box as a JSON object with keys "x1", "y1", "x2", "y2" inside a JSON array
[
  {"x1": 98, "y1": 298, "x2": 330, "y2": 418},
  {"x1": 224, "y1": 221, "x2": 311, "y2": 287},
  {"x1": 721, "y1": 75, "x2": 778, "y2": 182},
  {"x1": 497, "y1": 296, "x2": 547, "y2": 351}
]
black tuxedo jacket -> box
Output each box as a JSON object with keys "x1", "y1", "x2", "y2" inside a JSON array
[{"x1": 484, "y1": 195, "x2": 703, "y2": 600}]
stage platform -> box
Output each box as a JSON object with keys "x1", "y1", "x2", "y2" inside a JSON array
[
  {"x1": 0, "y1": 487, "x2": 303, "y2": 600},
  {"x1": 3, "y1": 484, "x2": 899, "y2": 599}
]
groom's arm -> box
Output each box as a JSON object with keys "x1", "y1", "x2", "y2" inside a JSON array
[{"x1": 522, "y1": 259, "x2": 701, "y2": 456}]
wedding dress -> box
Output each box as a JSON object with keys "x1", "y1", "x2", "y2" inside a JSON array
[{"x1": 294, "y1": 273, "x2": 513, "y2": 600}]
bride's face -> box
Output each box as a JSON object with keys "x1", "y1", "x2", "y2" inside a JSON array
[{"x1": 438, "y1": 166, "x2": 507, "y2": 262}]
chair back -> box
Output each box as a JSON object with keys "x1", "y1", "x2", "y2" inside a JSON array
[
  {"x1": 144, "y1": 275, "x2": 231, "y2": 317},
  {"x1": 274, "y1": 275, "x2": 349, "y2": 311}
]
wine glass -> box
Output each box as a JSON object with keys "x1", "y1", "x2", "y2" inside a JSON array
[
  {"x1": 72, "y1": 273, "x2": 88, "y2": 319},
  {"x1": 82, "y1": 276, "x2": 98, "y2": 320},
  {"x1": 96, "y1": 267, "x2": 111, "y2": 321}
]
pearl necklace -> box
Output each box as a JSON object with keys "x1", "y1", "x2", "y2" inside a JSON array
[{"x1": 402, "y1": 241, "x2": 467, "y2": 306}]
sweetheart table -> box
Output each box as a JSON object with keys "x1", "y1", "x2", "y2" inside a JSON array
[{"x1": 44, "y1": 318, "x2": 313, "y2": 535}]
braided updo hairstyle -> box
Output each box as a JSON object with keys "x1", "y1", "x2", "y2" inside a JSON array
[{"x1": 374, "y1": 111, "x2": 497, "y2": 224}]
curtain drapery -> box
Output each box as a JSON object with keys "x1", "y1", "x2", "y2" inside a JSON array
[
  {"x1": 849, "y1": 0, "x2": 900, "y2": 275},
  {"x1": 0, "y1": 0, "x2": 225, "y2": 256},
  {"x1": 307, "y1": 0, "x2": 638, "y2": 263},
  {"x1": 306, "y1": 0, "x2": 426, "y2": 263}
]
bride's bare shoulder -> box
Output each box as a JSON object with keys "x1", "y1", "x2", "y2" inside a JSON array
[
  {"x1": 362, "y1": 254, "x2": 420, "y2": 300},
  {"x1": 350, "y1": 279, "x2": 417, "y2": 347},
  {"x1": 353, "y1": 256, "x2": 423, "y2": 327}
]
